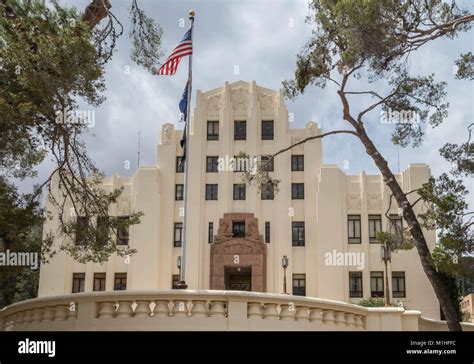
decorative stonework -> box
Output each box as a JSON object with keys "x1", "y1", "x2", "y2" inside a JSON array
[
  {"x1": 306, "y1": 121, "x2": 318, "y2": 137},
  {"x1": 347, "y1": 194, "x2": 361, "y2": 210},
  {"x1": 258, "y1": 93, "x2": 275, "y2": 117},
  {"x1": 210, "y1": 213, "x2": 266, "y2": 292},
  {"x1": 291, "y1": 136, "x2": 304, "y2": 152},
  {"x1": 206, "y1": 93, "x2": 222, "y2": 117},
  {"x1": 117, "y1": 197, "x2": 130, "y2": 215},
  {"x1": 368, "y1": 194, "x2": 382, "y2": 210},
  {"x1": 231, "y1": 87, "x2": 250, "y2": 117},
  {"x1": 160, "y1": 123, "x2": 174, "y2": 145}
]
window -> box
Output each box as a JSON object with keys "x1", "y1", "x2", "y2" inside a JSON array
[
  {"x1": 291, "y1": 155, "x2": 304, "y2": 171},
  {"x1": 292, "y1": 222, "x2": 305, "y2": 246},
  {"x1": 369, "y1": 215, "x2": 382, "y2": 243},
  {"x1": 234, "y1": 120, "x2": 246, "y2": 140},
  {"x1": 261, "y1": 120, "x2": 274, "y2": 140},
  {"x1": 234, "y1": 155, "x2": 249, "y2": 172},
  {"x1": 117, "y1": 216, "x2": 130, "y2": 245},
  {"x1": 93, "y1": 273, "x2": 106, "y2": 292},
  {"x1": 291, "y1": 183, "x2": 304, "y2": 199},
  {"x1": 349, "y1": 272, "x2": 363, "y2": 298},
  {"x1": 96, "y1": 216, "x2": 109, "y2": 247},
  {"x1": 261, "y1": 155, "x2": 274, "y2": 172},
  {"x1": 233, "y1": 184, "x2": 246, "y2": 200},
  {"x1": 293, "y1": 274, "x2": 306, "y2": 296},
  {"x1": 175, "y1": 184, "x2": 184, "y2": 201},
  {"x1": 392, "y1": 271, "x2": 406, "y2": 298},
  {"x1": 232, "y1": 221, "x2": 245, "y2": 237},
  {"x1": 208, "y1": 222, "x2": 214, "y2": 244},
  {"x1": 114, "y1": 273, "x2": 127, "y2": 291},
  {"x1": 370, "y1": 271, "x2": 384, "y2": 298},
  {"x1": 348, "y1": 215, "x2": 361, "y2": 244},
  {"x1": 75, "y1": 216, "x2": 89, "y2": 246},
  {"x1": 261, "y1": 183, "x2": 274, "y2": 200},
  {"x1": 205, "y1": 184, "x2": 218, "y2": 200},
  {"x1": 72, "y1": 273, "x2": 85, "y2": 293},
  {"x1": 206, "y1": 156, "x2": 219, "y2": 173},
  {"x1": 207, "y1": 121, "x2": 219, "y2": 140},
  {"x1": 389, "y1": 214, "x2": 403, "y2": 234},
  {"x1": 174, "y1": 223, "x2": 183, "y2": 247},
  {"x1": 172, "y1": 275, "x2": 180, "y2": 289},
  {"x1": 176, "y1": 156, "x2": 185, "y2": 173},
  {"x1": 265, "y1": 222, "x2": 270, "y2": 243}
]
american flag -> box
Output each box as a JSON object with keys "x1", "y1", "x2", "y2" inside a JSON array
[{"x1": 157, "y1": 28, "x2": 192, "y2": 75}]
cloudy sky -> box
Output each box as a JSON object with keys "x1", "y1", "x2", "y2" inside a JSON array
[{"x1": 20, "y1": 0, "x2": 473, "y2": 206}]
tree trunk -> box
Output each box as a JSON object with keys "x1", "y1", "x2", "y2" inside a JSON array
[
  {"x1": 355, "y1": 124, "x2": 462, "y2": 331},
  {"x1": 82, "y1": 0, "x2": 111, "y2": 28}
]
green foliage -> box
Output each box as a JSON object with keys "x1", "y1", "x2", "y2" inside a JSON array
[
  {"x1": 355, "y1": 297, "x2": 404, "y2": 308},
  {"x1": 0, "y1": 0, "x2": 142, "y2": 263},
  {"x1": 129, "y1": 0, "x2": 164, "y2": 73},
  {"x1": 418, "y1": 174, "x2": 473, "y2": 280},
  {"x1": 455, "y1": 52, "x2": 474, "y2": 80}
]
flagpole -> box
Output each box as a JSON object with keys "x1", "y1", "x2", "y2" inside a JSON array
[{"x1": 176, "y1": 10, "x2": 195, "y2": 289}]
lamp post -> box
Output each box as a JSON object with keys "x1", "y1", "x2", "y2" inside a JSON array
[
  {"x1": 380, "y1": 243, "x2": 391, "y2": 307},
  {"x1": 177, "y1": 256, "x2": 182, "y2": 288},
  {"x1": 282, "y1": 255, "x2": 289, "y2": 295}
]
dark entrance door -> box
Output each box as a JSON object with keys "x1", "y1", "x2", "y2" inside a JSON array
[{"x1": 224, "y1": 266, "x2": 252, "y2": 291}]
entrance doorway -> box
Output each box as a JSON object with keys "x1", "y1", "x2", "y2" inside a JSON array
[{"x1": 224, "y1": 266, "x2": 252, "y2": 291}]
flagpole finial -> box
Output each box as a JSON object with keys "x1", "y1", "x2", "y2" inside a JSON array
[{"x1": 189, "y1": 10, "x2": 195, "y2": 19}]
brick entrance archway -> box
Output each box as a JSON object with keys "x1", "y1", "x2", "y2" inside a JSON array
[{"x1": 210, "y1": 213, "x2": 266, "y2": 292}]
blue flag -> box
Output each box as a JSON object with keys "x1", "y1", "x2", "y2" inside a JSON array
[
  {"x1": 179, "y1": 82, "x2": 189, "y2": 167},
  {"x1": 179, "y1": 82, "x2": 189, "y2": 122}
]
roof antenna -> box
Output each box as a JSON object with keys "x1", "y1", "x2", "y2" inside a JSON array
[{"x1": 137, "y1": 120, "x2": 141, "y2": 168}]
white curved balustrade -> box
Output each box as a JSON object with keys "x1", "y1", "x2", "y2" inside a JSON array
[{"x1": 0, "y1": 290, "x2": 473, "y2": 331}]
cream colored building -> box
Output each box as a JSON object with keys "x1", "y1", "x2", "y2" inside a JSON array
[
  {"x1": 38, "y1": 80, "x2": 440, "y2": 320},
  {"x1": 461, "y1": 294, "x2": 473, "y2": 322}
]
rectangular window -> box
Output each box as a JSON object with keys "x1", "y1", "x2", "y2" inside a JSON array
[
  {"x1": 389, "y1": 214, "x2": 403, "y2": 235},
  {"x1": 232, "y1": 221, "x2": 245, "y2": 237},
  {"x1": 349, "y1": 272, "x2": 363, "y2": 298},
  {"x1": 206, "y1": 156, "x2": 219, "y2": 173},
  {"x1": 174, "y1": 222, "x2": 183, "y2": 247},
  {"x1": 261, "y1": 155, "x2": 274, "y2": 172},
  {"x1": 205, "y1": 184, "x2": 218, "y2": 200},
  {"x1": 370, "y1": 271, "x2": 384, "y2": 298},
  {"x1": 93, "y1": 273, "x2": 106, "y2": 292},
  {"x1": 72, "y1": 273, "x2": 85, "y2": 293},
  {"x1": 117, "y1": 216, "x2": 130, "y2": 245},
  {"x1": 114, "y1": 273, "x2": 127, "y2": 291},
  {"x1": 261, "y1": 120, "x2": 274, "y2": 140},
  {"x1": 75, "y1": 216, "x2": 89, "y2": 246},
  {"x1": 291, "y1": 155, "x2": 304, "y2": 171},
  {"x1": 291, "y1": 183, "x2": 304, "y2": 199},
  {"x1": 265, "y1": 222, "x2": 270, "y2": 243},
  {"x1": 292, "y1": 274, "x2": 306, "y2": 296},
  {"x1": 261, "y1": 183, "x2": 274, "y2": 200},
  {"x1": 392, "y1": 271, "x2": 406, "y2": 298},
  {"x1": 175, "y1": 184, "x2": 184, "y2": 201},
  {"x1": 207, "y1": 121, "x2": 219, "y2": 140},
  {"x1": 176, "y1": 156, "x2": 185, "y2": 173},
  {"x1": 208, "y1": 222, "x2": 214, "y2": 244},
  {"x1": 96, "y1": 216, "x2": 109, "y2": 247},
  {"x1": 348, "y1": 215, "x2": 361, "y2": 244},
  {"x1": 172, "y1": 274, "x2": 180, "y2": 289},
  {"x1": 234, "y1": 120, "x2": 246, "y2": 140},
  {"x1": 292, "y1": 222, "x2": 305, "y2": 246},
  {"x1": 233, "y1": 184, "x2": 246, "y2": 200},
  {"x1": 233, "y1": 155, "x2": 249, "y2": 172},
  {"x1": 369, "y1": 215, "x2": 382, "y2": 243}
]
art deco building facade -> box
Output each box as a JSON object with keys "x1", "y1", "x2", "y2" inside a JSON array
[{"x1": 38, "y1": 81, "x2": 440, "y2": 319}]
